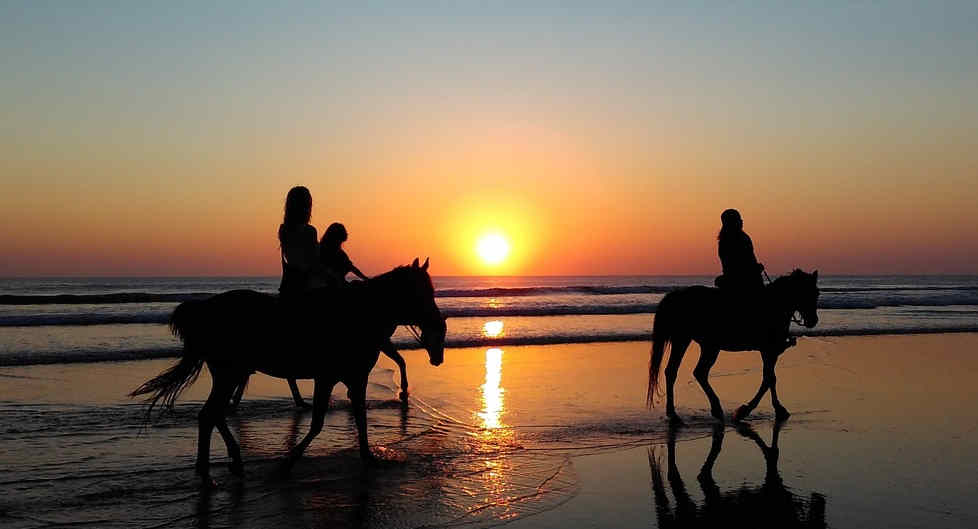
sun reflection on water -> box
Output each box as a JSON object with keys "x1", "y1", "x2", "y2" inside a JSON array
[
  {"x1": 479, "y1": 348, "x2": 505, "y2": 429},
  {"x1": 483, "y1": 320, "x2": 504, "y2": 337}
]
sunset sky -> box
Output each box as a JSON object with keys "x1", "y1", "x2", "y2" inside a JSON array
[{"x1": 2, "y1": 2, "x2": 976, "y2": 276}]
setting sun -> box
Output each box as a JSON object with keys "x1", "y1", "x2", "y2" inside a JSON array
[{"x1": 476, "y1": 233, "x2": 510, "y2": 265}]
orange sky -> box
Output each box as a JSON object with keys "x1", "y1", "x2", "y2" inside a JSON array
[{"x1": 2, "y1": 4, "x2": 977, "y2": 276}]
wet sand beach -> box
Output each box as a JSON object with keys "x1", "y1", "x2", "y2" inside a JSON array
[{"x1": 2, "y1": 334, "x2": 977, "y2": 528}]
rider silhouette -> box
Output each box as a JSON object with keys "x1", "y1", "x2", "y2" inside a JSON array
[
  {"x1": 275, "y1": 185, "x2": 326, "y2": 407},
  {"x1": 714, "y1": 209, "x2": 796, "y2": 349},
  {"x1": 320, "y1": 223, "x2": 369, "y2": 285},
  {"x1": 279, "y1": 186, "x2": 328, "y2": 296},
  {"x1": 715, "y1": 209, "x2": 765, "y2": 293}
]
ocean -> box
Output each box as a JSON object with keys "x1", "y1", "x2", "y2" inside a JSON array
[
  {"x1": 3, "y1": 276, "x2": 978, "y2": 527},
  {"x1": 1, "y1": 275, "x2": 977, "y2": 367}
]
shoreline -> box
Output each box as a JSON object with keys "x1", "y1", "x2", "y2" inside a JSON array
[{"x1": 3, "y1": 328, "x2": 978, "y2": 368}]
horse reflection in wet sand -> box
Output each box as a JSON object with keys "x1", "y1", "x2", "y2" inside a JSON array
[
  {"x1": 649, "y1": 422, "x2": 827, "y2": 528},
  {"x1": 131, "y1": 259, "x2": 447, "y2": 487},
  {"x1": 648, "y1": 270, "x2": 819, "y2": 423}
]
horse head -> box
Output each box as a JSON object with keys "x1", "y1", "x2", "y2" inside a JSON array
[
  {"x1": 382, "y1": 258, "x2": 446, "y2": 366},
  {"x1": 788, "y1": 269, "x2": 819, "y2": 328}
]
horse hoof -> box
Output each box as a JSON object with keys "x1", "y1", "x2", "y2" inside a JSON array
[
  {"x1": 228, "y1": 460, "x2": 244, "y2": 477},
  {"x1": 361, "y1": 450, "x2": 378, "y2": 466},
  {"x1": 733, "y1": 405, "x2": 751, "y2": 422},
  {"x1": 775, "y1": 407, "x2": 791, "y2": 421}
]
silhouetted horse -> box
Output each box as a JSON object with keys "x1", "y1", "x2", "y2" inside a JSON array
[
  {"x1": 131, "y1": 258, "x2": 447, "y2": 486},
  {"x1": 227, "y1": 337, "x2": 410, "y2": 410},
  {"x1": 648, "y1": 422, "x2": 827, "y2": 528},
  {"x1": 648, "y1": 270, "x2": 819, "y2": 423}
]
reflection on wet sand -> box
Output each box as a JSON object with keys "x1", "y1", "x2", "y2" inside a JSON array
[{"x1": 649, "y1": 422, "x2": 827, "y2": 528}]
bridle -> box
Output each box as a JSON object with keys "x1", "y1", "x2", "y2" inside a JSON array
[
  {"x1": 764, "y1": 268, "x2": 807, "y2": 326},
  {"x1": 407, "y1": 325, "x2": 424, "y2": 346}
]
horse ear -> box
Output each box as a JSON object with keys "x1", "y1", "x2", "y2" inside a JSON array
[
  {"x1": 412, "y1": 258, "x2": 420, "y2": 268},
  {"x1": 813, "y1": 270, "x2": 818, "y2": 281},
  {"x1": 421, "y1": 257, "x2": 429, "y2": 271}
]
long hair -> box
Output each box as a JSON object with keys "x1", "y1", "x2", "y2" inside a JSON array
[
  {"x1": 278, "y1": 186, "x2": 312, "y2": 249},
  {"x1": 718, "y1": 208, "x2": 743, "y2": 240},
  {"x1": 321, "y1": 222, "x2": 348, "y2": 252}
]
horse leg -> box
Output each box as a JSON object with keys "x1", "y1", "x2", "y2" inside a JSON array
[
  {"x1": 693, "y1": 346, "x2": 724, "y2": 422},
  {"x1": 382, "y1": 342, "x2": 409, "y2": 402},
  {"x1": 664, "y1": 338, "x2": 691, "y2": 424},
  {"x1": 767, "y1": 352, "x2": 790, "y2": 421},
  {"x1": 288, "y1": 378, "x2": 311, "y2": 409},
  {"x1": 227, "y1": 373, "x2": 248, "y2": 413},
  {"x1": 213, "y1": 394, "x2": 244, "y2": 476},
  {"x1": 697, "y1": 423, "x2": 724, "y2": 503},
  {"x1": 285, "y1": 379, "x2": 334, "y2": 469},
  {"x1": 734, "y1": 351, "x2": 775, "y2": 422},
  {"x1": 197, "y1": 373, "x2": 236, "y2": 486},
  {"x1": 349, "y1": 377, "x2": 374, "y2": 462}
]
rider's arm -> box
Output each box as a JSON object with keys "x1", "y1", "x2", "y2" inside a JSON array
[{"x1": 350, "y1": 264, "x2": 368, "y2": 281}]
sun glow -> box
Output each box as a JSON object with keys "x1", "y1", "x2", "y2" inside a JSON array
[
  {"x1": 476, "y1": 233, "x2": 510, "y2": 265},
  {"x1": 483, "y1": 320, "x2": 504, "y2": 337}
]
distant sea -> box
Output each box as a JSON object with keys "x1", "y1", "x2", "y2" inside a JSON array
[{"x1": 1, "y1": 275, "x2": 977, "y2": 366}]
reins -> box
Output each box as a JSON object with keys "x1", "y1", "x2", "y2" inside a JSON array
[{"x1": 407, "y1": 325, "x2": 425, "y2": 347}]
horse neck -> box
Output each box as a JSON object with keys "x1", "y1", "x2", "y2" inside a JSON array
[
  {"x1": 767, "y1": 279, "x2": 798, "y2": 318},
  {"x1": 363, "y1": 274, "x2": 412, "y2": 327}
]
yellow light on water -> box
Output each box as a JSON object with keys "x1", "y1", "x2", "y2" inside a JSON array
[
  {"x1": 483, "y1": 320, "x2": 504, "y2": 337},
  {"x1": 476, "y1": 233, "x2": 510, "y2": 265},
  {"x1": 479, "y1": 348, "x2": 505, "y2": 429}
]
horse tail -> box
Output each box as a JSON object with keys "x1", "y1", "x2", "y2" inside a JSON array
[
  {"x1": 130, "y1": 300, "x2": 207, "y2": 418},
  {"x1": 169, "y1": 299, "x2": 203, "y2": 343},
  {"x1": 647, "y1": 293, "x2": 673, "y2": 408}
]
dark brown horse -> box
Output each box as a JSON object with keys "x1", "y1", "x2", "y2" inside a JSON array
[
  {"x1": 647, "y1": 270, "x2": 819, "y2": 423},
  {"x1": 131, "y1": 258, "x2": 446, "y2": 487}
]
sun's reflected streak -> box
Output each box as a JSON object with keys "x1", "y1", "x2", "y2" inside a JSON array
[
  {"x1": 479, "y1": 348, "x2": 505, "y2": 429},
  {"x1": 483, "y1": 320, "x2": 504, "y2": 338}
]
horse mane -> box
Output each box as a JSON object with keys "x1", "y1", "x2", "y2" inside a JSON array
[
  {"x1": 370, "y1": 265, "x2": 411, "y2": 282},
  {"x1": 769, "y1": 269, "x2": 807, "y2": 288},
  {"x1": 369, "y1": 265, "x2": 434, "y2": 293}
]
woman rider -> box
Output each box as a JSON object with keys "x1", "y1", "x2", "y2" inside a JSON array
[{"x1": 274, "y1": 186, "x2": 324, "y2": 407}]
